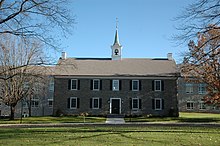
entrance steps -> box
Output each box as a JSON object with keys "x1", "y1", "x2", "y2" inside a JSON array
[{"x1": 105, "y1": 114, "x2": 125, "y2": 124}]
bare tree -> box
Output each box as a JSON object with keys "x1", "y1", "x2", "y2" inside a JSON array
[
  {"x1": 175, "y1": 0, "x2": 220, "y2": 104},
  {"x1": 0, "y1": 34, "x2": 48, "y2": 120},
  {"x1": 0, "y1": 0, "x2": 74, "y2": 48},
  {"x1": 175, "y1": 0, "x2": 220, "y2": 45}
]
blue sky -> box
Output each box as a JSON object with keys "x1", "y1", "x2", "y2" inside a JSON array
[{"x1": 60, "y1": 0, "x2": 192, "y2": 63}]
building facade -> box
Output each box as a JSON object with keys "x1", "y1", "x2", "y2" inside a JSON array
[
  {"x1": 0, "y1": 71, "x2": 54, "y2": 118},
  {"x1": 53, "y1": 28, "x2": 179, "y2": 117},
  {"x1": 178, "y1": 77, "x2": 220, "y2": 113}
]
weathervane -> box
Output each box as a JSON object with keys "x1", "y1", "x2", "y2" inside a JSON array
[{"x1": 116, "y1": 17, "x2": 118, "y2": 29}]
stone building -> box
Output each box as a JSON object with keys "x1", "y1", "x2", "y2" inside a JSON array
[
  {"x1": 53, "y1": 28, "x2": 179, "y2": 117},
  {"x1": 178, "y1": 77, "x2": 220, "y2": 113},
  {"x1": 0, "y1": 67, "x2": 54, "y2": 118}
]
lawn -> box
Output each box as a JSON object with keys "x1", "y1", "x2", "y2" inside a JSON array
[
  {"x1": 125, "y1": 112, "x2": 220, "y2": 123},
  {"x1": 1, "y1": 112, "x2": 220, "y2": 124},
  {"x1": 0, "y1": 126, "x2": 219, "y2": 146},
  {"x1": 0, "y1": 116, "x2": 106, "y2": 124}
]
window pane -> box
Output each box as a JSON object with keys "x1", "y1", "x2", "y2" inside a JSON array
[
  {"x1": 132, "y1": 80, "x2": 139, "y2": 91},
  {"x1": 93, "y1": 80, "x2": 99, "y2": 90},
  {"x1": 198, "y1": 84, "x2": 206, "y2": 94},
  {"x1": 186, "y1": 102, "x2": 194, "y2": 110},
  {"x1": 71, "y1": 80, "x2": 77, "y2": 90},
  {"x1": 71, "y1": 98, "x2": 77, "y2": 108},
  {"x1": 186, "y1": 84, "x2": 193, "y2": 94},
  {"x1": 132, "y1": 99, "x2": 138, "y2": 109},
  {"x1": 155, "y1": 80, "x2": 161, "y2": 91},
  {"x1": 199, "y1": 102, "x2": 206, "y2": 110},
  {"x1": 48, "y1": 100, "x2": 53, "y2": 107},
  {"x1": 93, "y1": 98, "x2": 99, "y2": 108},
  {"x1": 49, "y1": 80, "x2": 54, "y2": 91},
  {"x1": 155, "y1": 99, "x2": 161, "y2": 109},
  {"x1": 113, "y1": 80, "x2": 119, "y2": 91}
]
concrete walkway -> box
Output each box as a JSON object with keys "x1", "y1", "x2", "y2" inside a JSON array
[{"x1": 105, "y1": 118, "x2": 125, "y2": 124}]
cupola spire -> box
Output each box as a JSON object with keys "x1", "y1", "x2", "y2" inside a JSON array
[
  {"x1": 113, "y1": 18, "x2": 120, "y2": 45},
  {"x1": 111, "y1": 18, "x2": 122, "y2": 60}
]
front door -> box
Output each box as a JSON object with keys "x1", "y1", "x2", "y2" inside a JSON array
[{"x1": 111, "y1": 98, "x2": 120, "y2": 114}]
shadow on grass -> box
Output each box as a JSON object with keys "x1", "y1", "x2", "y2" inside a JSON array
[
  {"x1": 178, "y1": 117, "x2": 220, "y2": 123},
  {"x1": 125, "y1": 116, "x2": 220, "y2": 123}
]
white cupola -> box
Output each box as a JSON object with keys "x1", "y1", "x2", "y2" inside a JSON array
[{"x1": 111, "y1": 19, "x2": 122, "y2": 60}]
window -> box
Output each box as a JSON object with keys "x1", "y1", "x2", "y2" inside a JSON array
[
  {"x1": 154, "y1": 80, "x2": 161, "y2": 91},
  {"x1": 90, "y1": 98, "x2": 102, "y2": 109},
  {"x1": 199, "y1": 102, "x2": 206, "y2": 110},
  {"x1": 31, "y1": 97, "x2": 39, "y2": 108},
  {"x1": 112, "y1": 80, "x2": 119, "y2": 91},
  {"x1": 132, "y1": 98, "x2": 139, "y2": 109},
  {"x1": 71, "y1": 79, "x2": 78, "y2": 90},
  {"x1": 186, "y1": 101, "x2": 194, "y2": 110},
  {"x1": 67, "y1": 97, "x2": 80, "y2": 109},
  {"x1": 70, "y1": 97, "x2": 77, "y2": 109},
  {"x1": 49, "y1": 79, "x2": 54, "y2": 91},
  {"x1": 132, "y1": 80, "x2": 139, "y2": 91},
  {"x1": 152, "y1": 98, "x2": 164, "y2": 110},
  {"x1": 48, "y1": 99, "x2": 53, "y2": 107},
  {"x1": 186, "y1": 84, "x2": 193, "y2": 94},
  {"x1": 22, "y1": 101, "x2": 28, "y2": 108},
  {"x1": 198, "y1": 84, "x2": 206, "y2": 94},
  {"x1": 93, "y1": 79, "x2": 100, "y2": 90},
  {"x1": 155, "y1": 98, "x2": 162, "y2": 110}
]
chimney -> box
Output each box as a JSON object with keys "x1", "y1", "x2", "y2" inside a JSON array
[
  {"x1": 61, "y1": 52, "x2": 67, "y2": 59},
  {"x1": 167, "y1": 53, "x2": 173, "y2": 60}
]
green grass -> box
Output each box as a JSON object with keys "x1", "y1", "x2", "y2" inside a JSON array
[
  {"x1": 0, "y1": 126, "x2": 219, "y2": 146},
  {"x1": 0, "y1": 116, "x2": 106, "y2": 124},
  {"x1": 125, "y1": 112, "x2": 220, "y2": 123},
  {"x1": 1, "y1": 112, "x2": 220, "y2": 124}
]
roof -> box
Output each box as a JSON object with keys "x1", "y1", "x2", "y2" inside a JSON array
[{"x1": 55, "y1": 58, "x2": 179, "y2": 77}]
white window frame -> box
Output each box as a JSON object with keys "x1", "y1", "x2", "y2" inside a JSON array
[
  {"x1": 132, "y1": 80, "x2": 139, "y2": 91},
  {"x1": 154, "y1": 80, "x2": 161, "y2": 91},
  {"x1": 186, "y1": 101, "x2": 194, "y2": 110},
  {"x1": 93, "y1": 79, "x2": 100, "y2": 91},
  {"x1": 49, "y1": 79, "x2": 54, "y2": 92},
  {"x1": 70, "y1": 97, "x2": 77, "y2": 109},
  {"x1": 31, "y1": 98, "x2": 39, "y2": 108},
  {"x1": 92, "y1": 97, "x2": 100, "y2": 109},
  {"x1": 185, "y1": 83, "x2": 193, "y2": 94},
  {"x1": 198, "y1": 84, "x2": 206, "y2": 94},
  {"x1": 112, "y1": 80, "x2": 119, "y2": 91},
  {"x1": 71, "y1": 79, "x2": 78, "y2": 90},
  {"x1": 155, "y1": 98, "x2": 162, "y2": 110},
  {"x1": 48, "y1": 99, "x2": 53, "y2": 108},
  {"x1": 199, "y1": 101, "x2": 206, "y2": 110},
  {"x1": 132, "y1": 98, "x2": 139, "y2": 110}
]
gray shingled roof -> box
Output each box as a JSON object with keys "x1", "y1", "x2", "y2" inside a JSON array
[{"x1": 55, "y1": 58, "x2": 178, "y2": 77}]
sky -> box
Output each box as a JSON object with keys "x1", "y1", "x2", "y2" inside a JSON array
[{"x1": 59, "y1": 0, "x2": 192, "y2": 63}]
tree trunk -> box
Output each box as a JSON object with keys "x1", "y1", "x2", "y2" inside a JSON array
[{"x1": 10, "y1": 106, "x2": 16, "y2": 120}]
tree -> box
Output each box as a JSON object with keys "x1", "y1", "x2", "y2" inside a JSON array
[
  {"x1": 176, "y1": 0, "x2": 220, "y2": 104},
  {"x1": 0, "y1": 0, "x2": 74, "y2": 48},
  {"x1": 0, "y1": 34, "x2": 48, "y2": 120},
  {"x1": 181, "y1": 26, "x2": 220, "y2": 105}
]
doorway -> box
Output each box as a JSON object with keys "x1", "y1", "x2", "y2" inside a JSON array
[{"x1": 110, "y1": 98, "x2": 121, "y2": 114}]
